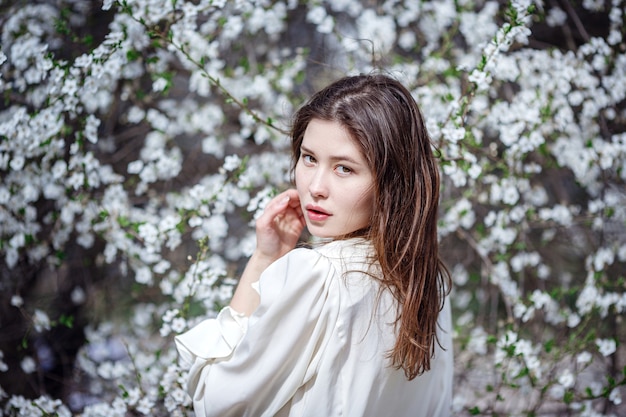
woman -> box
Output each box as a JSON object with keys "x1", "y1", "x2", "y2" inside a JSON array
[{"x1": 175, "y1": 74, "x2": 453, "y2": 416}]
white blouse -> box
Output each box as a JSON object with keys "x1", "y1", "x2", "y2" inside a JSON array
[{"x1": 175, "y1": 238, "x2": 453, "y2": 417}]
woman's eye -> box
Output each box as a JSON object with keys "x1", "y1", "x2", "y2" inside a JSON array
[
  {"x1": 302, "y1": 154, "x2": 316, "y2": 165},
  {"x1": 336, "y1": 165, "x2": 352, "y2": 175}
]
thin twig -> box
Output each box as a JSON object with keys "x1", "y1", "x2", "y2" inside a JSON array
[
  {"x1": 560, "y1": 0, "x2": 591, "y2": 43},
  {"x1": 124, "y1": 9, "x2": 289, "y2": 136}
]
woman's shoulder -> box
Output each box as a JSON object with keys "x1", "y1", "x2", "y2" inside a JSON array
[
  {"x1": 308, "y1": 238, "x2": 376, "y2": 273},
  {"x1": 253, "y1": 242, "x2": 349, "y2": 319},
  {"x1": 310, "y1": 237, "x2": 372, "y2": 254},
  {"x1": 277, "y1": 237, "x2": 367, "y2": 258},
  {"x1": 258, "y1": 238, "x2": 376, "y2": 299},
  {"x1": 266, "y1": 238, "x2": 374, "y2": 279}
]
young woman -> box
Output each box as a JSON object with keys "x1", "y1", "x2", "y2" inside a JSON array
[{"x1": 175, "y1": 74, "x2": 453, "y2": 416}]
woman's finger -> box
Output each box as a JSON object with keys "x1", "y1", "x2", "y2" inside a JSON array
[
  {"x1": 277, "y1": 190, "x2": 304, "y2": 228},
  {"x1": 259, "y1": 190, "x2": 299, "y2": 225}
]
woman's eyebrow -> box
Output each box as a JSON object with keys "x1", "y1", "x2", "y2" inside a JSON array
[{"x1": 300, "y1": 145, "x2": 363, "y2": 165}]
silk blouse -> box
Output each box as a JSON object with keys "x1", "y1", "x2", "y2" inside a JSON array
[{"x1": 175, "y1": 238, "x2": 453, "y2": 417}]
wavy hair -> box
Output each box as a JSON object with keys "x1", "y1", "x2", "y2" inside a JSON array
[{"x1": 290, "y1": 74, "x2": 451, "y2": 380}]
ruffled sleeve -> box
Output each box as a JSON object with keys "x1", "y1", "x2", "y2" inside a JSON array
[
  {"x1": 174, "y1": 247, "x2": 340, "y2": 417},
  {"x1": 175, "y1": 307, "x2": 248, "y2": 390}
]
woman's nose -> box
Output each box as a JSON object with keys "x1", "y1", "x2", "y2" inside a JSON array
[{"x1": 308, "y1": 169, "x2": 328, "y2": 198}]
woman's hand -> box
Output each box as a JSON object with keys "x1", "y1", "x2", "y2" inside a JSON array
[
  {"x1": 230, "y1": 189, "x2": 305, "y2": 316},
  {"x1": 253, "y1": 189, "x2": 305, "y2": 264}
]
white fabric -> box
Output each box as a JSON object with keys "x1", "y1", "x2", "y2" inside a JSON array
[{"x1": 175, "y1": 238, "x2": 454, "y2": 417}]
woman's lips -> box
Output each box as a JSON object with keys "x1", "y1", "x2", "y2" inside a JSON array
[{"x1": 306, "y1": 205, "x2": 331, "y2": 222}]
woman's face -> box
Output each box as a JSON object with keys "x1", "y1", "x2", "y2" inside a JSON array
[{"x1": 295, "y1": 119, "x2": 374, "y2": 238}]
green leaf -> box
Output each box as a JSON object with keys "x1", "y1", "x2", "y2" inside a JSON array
[
  {"x1": 563, "y1": 390, "x2": 574, "y2": 404},
  {"x1": 58, "y1": 314, "x2": 74, "y2": 329},
  {"x1": 126, "y1": 49, "x2": 141, "y2": 62},
  {"x1": 82, "y1": 34, "x2": 94, "y2": 47},
  {"x1": 477, "y1": 55, "x2": 487, "y2": 71},
  {"x1": 544, "y1": 339, "x2": 554, "y2": 353}
]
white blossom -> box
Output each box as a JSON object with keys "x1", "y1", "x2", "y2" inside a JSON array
[
  {"x1": 11, "y1": 295, "x2": 24, "y2": 307},
  {"x1": 20, "y1": 356, "x2": 36, "y2": 374},
  {"x1": 170, "y1": 317, "x2": 187, "y2": 333},
  {"x1": 33, "y1": 309, "x2": 51, "y2": 332},
  {"x1": 558, "y1": 369, "x2": 575, "y2": 389},
  {"x1": 223, "y1": 154, "x2": 242, "y2": 172},
  {"x1": 135, "y1": 266, "x2": 153, "y2": 285},
  {"x1": 609, "y1": 388, "x2": 622, "y2": 405},
  {"x1": 356, "y1": 9, "x2": 396, "y2": 58},
  {"x1": 595, "y1": 338, "x2": 617, "y2": 357},
  {"x1": 576, "y1": 351, "x2": 592, "y2": 365},
  {"x1": 468, "y1": 69, "x2": 491, "y2": 91},
  {"x1": 546, "y1": 7, "x2": 567, "y2": 26}
]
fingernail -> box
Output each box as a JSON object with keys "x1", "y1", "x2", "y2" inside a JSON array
[{"x1": 280, "y1": 196, "x2": 290, "y2": 205}]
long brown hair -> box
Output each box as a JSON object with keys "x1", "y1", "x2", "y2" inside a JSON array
[{"x1": 290, "y1": 74, "x2": 451, "y2": 380}]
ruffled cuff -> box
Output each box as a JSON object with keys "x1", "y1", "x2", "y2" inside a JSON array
[{"x1": 175, "y1": 306, "x2": 248, "y2": 370}]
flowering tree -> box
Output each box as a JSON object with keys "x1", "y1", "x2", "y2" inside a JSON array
[{"x1": 0, "y1": 0, "x2": 624, "y2": 415}]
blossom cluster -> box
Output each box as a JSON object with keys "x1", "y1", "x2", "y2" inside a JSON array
[{"x1": 0, "y1": 0, "x2": 624, "y2": 416}]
